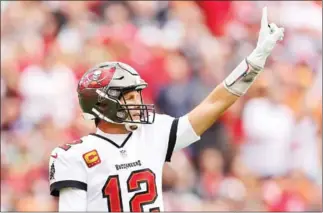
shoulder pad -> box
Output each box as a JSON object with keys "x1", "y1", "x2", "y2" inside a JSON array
[
  {"x1": 58, "y1": 139, "x2": 83, "y2": 151},
  {"x1": 49, "y1": 138, "x2": 85, "y2": 161}
]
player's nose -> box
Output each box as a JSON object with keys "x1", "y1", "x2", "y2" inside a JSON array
[
  {"x1": 133, "y1": 96, "x2": 142, "y2": 106},
  {"x1": 127, "y1": 99, "x2": 141, "y2": 110}
]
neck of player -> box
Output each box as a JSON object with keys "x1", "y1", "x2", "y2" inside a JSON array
[{"x1": 97, "y1": 120, "x2": 130, "y2": 134}]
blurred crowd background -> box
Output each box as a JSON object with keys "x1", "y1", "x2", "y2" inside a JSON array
[{"x1": 1, "y1": 1, "x2": 322, "y2": 211}]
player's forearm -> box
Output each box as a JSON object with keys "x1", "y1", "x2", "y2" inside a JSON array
[
  {"x1": 188, "y1": 83, "x2": 239, "y2": 136},
  {"x1": 188, "y1": 58, "x2": 268, "y2": 136},
  {"x1": 187, "y1": 58, "x2": 262, "y2": 136}
]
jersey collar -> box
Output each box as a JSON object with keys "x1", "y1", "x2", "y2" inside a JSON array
[{"x1": 90, "y1": 128, "x2": 133, "y2": 149}]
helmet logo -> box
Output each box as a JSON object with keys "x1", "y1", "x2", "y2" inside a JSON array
[
  {"x1": 92, "y1": 70, "x2": 102, "y2": 81},
  {"x1": 79, "y1": 67, "x2": 116, "y2": 91}
]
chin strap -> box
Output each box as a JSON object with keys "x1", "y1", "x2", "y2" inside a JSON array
[
  {"x1": 90, "y1": 108, "x2": 142, "y2": 132},
  {"x1": 125, "y1": 123, "x2": 140, "y2": 132}
]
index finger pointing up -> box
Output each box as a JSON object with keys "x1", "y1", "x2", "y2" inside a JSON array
[{"x1": 261, "y1": 7, "x2": 268, "y2": 28}]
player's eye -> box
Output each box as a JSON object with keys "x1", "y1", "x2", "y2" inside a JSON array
[
  {"x1": 124, "y1": 91, "x2": 139, "y2": 101},
  {"x1": 124, "y1": 95, "x2": 133, "y2": 101}
]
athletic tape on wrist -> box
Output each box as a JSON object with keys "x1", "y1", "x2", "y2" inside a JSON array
[{"x1": 223, "y1": 59, "x2": 262, "y2": 96}]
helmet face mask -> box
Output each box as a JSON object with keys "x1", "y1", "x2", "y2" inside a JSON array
[
  {"x1": 117, "y1": 89, "x2": 155, "y2": 124},
  {"x1": 77, "y1": 62, "x2": 155, "y2": 126},
  {"x1": 97, "y1": 87, "x2": 155, "y2": 124}
]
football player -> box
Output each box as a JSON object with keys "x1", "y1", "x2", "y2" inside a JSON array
[{"x1": 49, "y1": 7, "x2": 284, "y2": 211}]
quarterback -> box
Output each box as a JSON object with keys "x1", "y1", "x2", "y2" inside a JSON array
[{"x1": 49, "y1": 7, "x2": 284, "y2": 211}]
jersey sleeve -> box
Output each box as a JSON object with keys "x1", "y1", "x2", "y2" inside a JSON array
[
  {"x1": 157, "y1": 114, "x2": 201, "y2": 162},
  {"x1": 59, "y1": 188, "x2": 87, "y2": 211},
  {"x1": 49, "y1": 147, "x2": 87, "y2": 197},
  {"x1": 173, "y1": 115, "x2": 201, "y2": 152}
]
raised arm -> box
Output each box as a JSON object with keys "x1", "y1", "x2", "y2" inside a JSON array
[{"x1": 188, "y1": 7, "x2": 285, "y2": 136}]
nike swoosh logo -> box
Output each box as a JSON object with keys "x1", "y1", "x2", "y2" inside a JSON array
[
  {"x1": 113, "y1": 76, "x2": 124, "y2": 80},
  {"x1": 51, "y1": 153, "x2": 58, "y2": 159}
]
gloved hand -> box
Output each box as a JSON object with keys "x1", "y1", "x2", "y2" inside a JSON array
[{"x1": 247, "y1": 7, "x2": 285, "y2": 69}]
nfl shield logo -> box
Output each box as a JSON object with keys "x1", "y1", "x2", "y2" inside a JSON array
[{"x1": 120, "y1": 149, "x2": 127, "y2": 157}]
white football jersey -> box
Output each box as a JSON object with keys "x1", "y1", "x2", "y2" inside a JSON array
[{"x1": 49, "y1": 114, "x2": 199, "y2": 211}]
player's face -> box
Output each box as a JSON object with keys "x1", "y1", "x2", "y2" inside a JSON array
[{"x1": 121, "y1": 90, "x2": 142, "y2": 121}]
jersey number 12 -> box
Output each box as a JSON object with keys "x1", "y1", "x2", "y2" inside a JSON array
[{"x1": 102, "y1": 168, "x2": 160, "y2": 212}]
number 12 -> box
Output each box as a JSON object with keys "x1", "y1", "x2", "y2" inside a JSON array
[{"x1": 102, "y1": 169, "x2": 160, "y2": 212}]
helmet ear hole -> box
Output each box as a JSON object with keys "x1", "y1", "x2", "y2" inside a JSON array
[
  {"x1": 95, "y1": 102, "x2": 109, "y2": 112},
  {"x1": 95, "y1": 102, "x2": 106, "y2": 107},
  {"x1": 94, "y1": 102, "x2": 101, "y2": 108}
]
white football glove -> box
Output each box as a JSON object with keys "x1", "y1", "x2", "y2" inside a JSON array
[
  {"x1": 223, "y1": 7, "x2": 284, "y2": 96},
  {"x1": 247, "y1": 7, "x2": 285, "y2": 69}
]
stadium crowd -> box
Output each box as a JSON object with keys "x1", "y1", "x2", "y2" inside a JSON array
[{"x1": 1, "y1": 1, "x2": 322, "y2": 211}]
